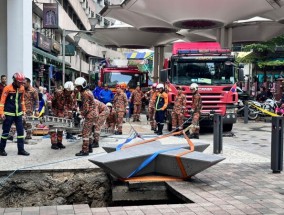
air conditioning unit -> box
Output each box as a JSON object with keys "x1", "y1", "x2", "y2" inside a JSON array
[
  {"x1": 85, "y1": 7, "x2": 90, "y2": 15},
  {"x1": 82, "y1": 2, "x2": 87, "y2": 9}
]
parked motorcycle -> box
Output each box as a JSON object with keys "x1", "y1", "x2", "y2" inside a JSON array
[{"x1": 246, "y1": 98, "x2": 279, "y2": 120}]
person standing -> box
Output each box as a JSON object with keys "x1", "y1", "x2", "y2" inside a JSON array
[
  {"x1": 113, "y1": 84, "x2": 128, "y2": 135},
  {"x1": 145, "y1": 83, "x2": 158, "y2": 131},
  {"x1": 90, "y1": 99, "x2": 110, "y2": 148},
  {"x1": 92, "y1": 81, "x2": 103, "y2": 100},
  {"x1": 23, "y1": 78, "x2": 39, "y2": 141},
  {"x1": 74, "y1": 77, "x2": 97, "y2": 156},
  {"x1": 188, "y1": 83, "x2": 202, "y2": 139},
  {"x1": 0, "y1": 75, "x2": 7, "y2": 97},
  {"x1": 172, "y1": 86, "x2": 186, "y2": 131},
  {"x1": 99, "y1": 84, "x2": 114, "y2": 104},
  {"x1": 155, "y1": 84, "x2": 168, "y2": 135},
  {"x1": 50, "y1": 81, "x2": 76, "y2": 150},
  {"x1": 0, "y1": 72, "x2": 29, "y2": 156},
  {"x1": 105, "y1": 102, "x2": 117, "y2": 132},
  {"x1": 130, "y1": 85, "x2": 144, "y2": 122}
]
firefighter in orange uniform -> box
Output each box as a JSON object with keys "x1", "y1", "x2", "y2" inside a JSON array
[{"x1": 0, "y1": 73, "x2": 30, "y2": 156}]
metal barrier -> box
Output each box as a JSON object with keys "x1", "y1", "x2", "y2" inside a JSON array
[
  {"x1": 213, "y1": 114, "x2": 223, "y2": 154},
  {"x1": 271, "y1": 117, "x2": 283, "y2": 173}
]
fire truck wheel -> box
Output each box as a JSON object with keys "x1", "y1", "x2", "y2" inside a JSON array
[
  {"x1": 167, "y1": 122, "x2": 172, "y2": 131},
  {"x1": 223, "y1": 124, "x2": 233, "y2": 132}
]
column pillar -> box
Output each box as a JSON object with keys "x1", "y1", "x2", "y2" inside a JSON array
[
  {"x1": 158, "y1": 46, "x2": 164, "y2": 77},
  {"x1": 0, "y1": 0, "x2": 7, "y2": 77},
  {"x1": 7, "y1": 0, "x2": 32, "y2": 84},
  {"x1": 227, "y1": 27, "x2": 233, "y2": 50},
  {"x1": 153, "y1": 46, "x2": 159, "y2": 83}
]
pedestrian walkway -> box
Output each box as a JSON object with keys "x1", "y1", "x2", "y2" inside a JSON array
[{"x1": 1, "y1": 117, "x2": 284, "y2": 214}]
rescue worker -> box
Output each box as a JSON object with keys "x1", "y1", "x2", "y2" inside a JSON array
[
  {"x1": 74, "y1": 77, "x2": 96, "y2": 156},
  {"x1": 130, "y1": 85, "x2": 144, "y2": 122},
  {"x1": 145, "y1": 83, "x2": 158, "y2": 131},
  {"x1": 90, "y1": 99, "x2": 110, "y2": 148},
  {"x1": 0, "y1": 72, "x2": 29, "y2": 156},
  {"x1": 105, "y1": 102, "x2": 116, "y2": 131},
  {"x1": 50, "y1": 81, "x2": 76, "y2": 150},
  {"x1": 188, "y1": 83, "x2": 202, "y2": 139},
  {"x1": 155, "y1": 84, "x2": 168, "y2": 135},
  {"x1": 23, "y1": 77, "x2": 39, "y2": 141},
  {"x1": 172, "y1": 86, "x2": 186, "y2": 131},
  {"x1": 0, "y1": 75, "x2": 7, "y2": 97},
  {"x1": 113, "y1": 84, "x2": 128, "y2": 135}
]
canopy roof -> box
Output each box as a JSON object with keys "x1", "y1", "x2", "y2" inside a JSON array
[{"x1": 79, "y1": 0, "x2": 284, "y2": 49}]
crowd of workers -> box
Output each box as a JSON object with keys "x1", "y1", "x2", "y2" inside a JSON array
[{"x1": 0, "y1": 72, "x2": 202, "y2": 157}]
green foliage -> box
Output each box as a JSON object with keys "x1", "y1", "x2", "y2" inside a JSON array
[{"x1": 238, "y1": 34, "x2": 284, "y2": 67}]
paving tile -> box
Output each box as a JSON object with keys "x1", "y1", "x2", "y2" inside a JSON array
[
  {"x1": 109, "y1": 211, "x2": 127, "y2": 215},
  {"x1": 4, "y1": 208, "x2": 22, "y2": 212},
  {"x1": 3, "y1": 213, "x2": 21, "y2": 215},
  {"x1": 91, "y1": 208, "x2": 108, "y2": 213}
]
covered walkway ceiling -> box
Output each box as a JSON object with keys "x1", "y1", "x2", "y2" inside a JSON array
[{"x1": 81, "y1": 0, "x2": 284, "y2": 49}]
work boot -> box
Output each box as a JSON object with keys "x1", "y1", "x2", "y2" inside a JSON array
[
  {"x1": 18, "y1": 150, "x2": 30, "y2": 156},
  {"x1": 136, "y1": 119, "x2": 141, "y2": 122},
  {"x1": 89, "y1": 144, "x2": 93, "y2": 153},
  {"x1": 188, "y1": 133, "x2": 199, "y2": 139},
  {"x1": 51, "y1": 144, "x2": 59, "y2": 150},
  {"x1": 75, "y1": 151, "x2": 89, "y2": 156},
  {"x1": 156, "y1": 124, "x2": 163, "y2": 135},
  {"x1": 91, "y1": 141, "x2": 99, "y2": 148},
  {"x1": 115, "y1": 131, "x2": 122, "y2": 135},
  {"x1": 57, "y1": 142, "x2": 66, "y2": 149},
  {"x1": 154, "y1": 128, "x2": 158, "y2": 133},
  {"x1": 0, "y1": 150, "x2": 7, "y2": 156},
  {"x1": 151, "y1": 127, "x2": 154, "y2": 131}
]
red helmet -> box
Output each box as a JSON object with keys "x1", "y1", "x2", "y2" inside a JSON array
[{"x1": 13, "y1": 72, "x2": 25, "y2": 83}]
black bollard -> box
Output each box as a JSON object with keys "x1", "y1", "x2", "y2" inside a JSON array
[
  {"x1": 213, "y1": 114, "x2": 223, "y2": 154},
  {"x1": 244, "y1": 101, "x2": 248, "y2": 124},
  {"x1": 271, "y1": 117, "x2": 283, "y2": 173}
]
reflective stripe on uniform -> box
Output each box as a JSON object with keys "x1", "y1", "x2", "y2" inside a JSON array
[
  {"x1": 1, "y1": 136, "x2": 8, "y2": 139},
  {"x1": 4, "y1": 111, "x2": 23, "y2": 116},
  {"x1": 17, "y1": 136, "x2": 24, "y2": 139}
]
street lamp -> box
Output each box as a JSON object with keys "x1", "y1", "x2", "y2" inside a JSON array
[{"x1": 62, "y1": 17, "x2": 99, "y2": 84}]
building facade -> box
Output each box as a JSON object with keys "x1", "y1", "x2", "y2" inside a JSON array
[{"x1": 0, "y1": 0, "x2": 125, "y2": 91}]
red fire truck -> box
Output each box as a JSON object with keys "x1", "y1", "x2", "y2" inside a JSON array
[
  {"x1": 163, "y1": 42, "x2": 239, "y2": 132},
  {"x1": 99, "y1": 66, "x2": 149, "y2": 92}
]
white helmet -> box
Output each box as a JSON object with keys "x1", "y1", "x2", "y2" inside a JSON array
[
  {"x1": 64, "y1": 81, "x2": 75, "y2": 91},
  {"x1": 190, "y1": 83, "x2": 198, "y2": 91},
  {"x1": 156, "y1": 83, "x2": 164, "y2": 89},
  {"x1": 106, "y1": 102, "x2": 112, "y2": 107},
  {"x1": 74, "y1": 77, "x2": 88, "y2": 89}
]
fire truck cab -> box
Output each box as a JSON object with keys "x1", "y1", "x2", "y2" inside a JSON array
[{"x1": 163, "y1": 42, "x2": 239, "y2": 132}]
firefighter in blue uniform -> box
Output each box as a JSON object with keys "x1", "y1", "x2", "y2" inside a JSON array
[{"x1": 155, "y1": 83, "x2": 168, "y2": 135}]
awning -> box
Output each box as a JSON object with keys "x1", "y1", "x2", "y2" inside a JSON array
[
  {"x1": 33, "y1": 46, "x2": 71, "y2": 67},
  {"x1": 125, "y1": 52, "x2": 153, "y2": 60}
]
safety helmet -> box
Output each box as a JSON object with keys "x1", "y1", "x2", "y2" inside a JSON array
[
  {"x1": 74, "y1": 77, "x2": 88, "y2": 89},
  {"x1": 190, "y1": 83, "x2": 198, "y2": 91},
  {"x1": 13, "y1": 72, "x2": 25, "y2": 83},
  {"x1": 156, "y1": 83, "x2": 164, "y2": 89},
  {"x1": 152, "y1": 83, "x2": 158, "y2": 88},
  {"x1": 106, "y1": 102, "x2": 113, "y2": 107},
  {"x1": 64, "y1": 81, "x2": 75, "y2": 91},
  {"x1": 120, "y1": 83, "x2": 127, "y2": 89}
]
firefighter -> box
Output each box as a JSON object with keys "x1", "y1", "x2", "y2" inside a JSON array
[
  {"x1": 91, "y1": 99, "x2": 110, "y2": 148},
  {"x1": 145, "y1": 83, "x2": 158, "y2": 131},
  {"x1": 172, "y1": 86, "x2": 186, "y2": 131},
  {"x1": 50, "y1": 81, "x2": 76, "y2": 150},
  {"x1": 130, "y1": 85, "x2": 144, "y2": 122},
  {"x1": 155, "y1": 84, "x2": 168, "y2": 135},
  {"x1": 105, "y1": 102, "x2": 116, "y2": 131},
  {"x1": 188, "y1": 83, "x2": 202, "y2": 139},
  {"x1": 74, "y1": 77, "x2": 96, "y2": 156},
  {"x1": 0, "y1": 72, "x2": 29, "y2": 156},
  {"x1": 113, "y1": 84, "x2": 128, "y2": 135},
  {"x1": 23, "y1": 77, "x2": 39, "y2": 141}
]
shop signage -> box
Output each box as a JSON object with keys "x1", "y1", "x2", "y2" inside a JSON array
[
  {"x1": 51, "y1": 40, "x2": 61, "y2": 54},
  {"x1": 43, "y1": 3, "x2": 59, "y2": 29},
  {"x1": 39, "y1": 65, "x2": 45, "y2": 78},
  {"x1": 37, "y1": 33, "x2": 51, "y2": 52},
  {"x1": 65, "y1": 44, "x2": 76, "y2": 56}
]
